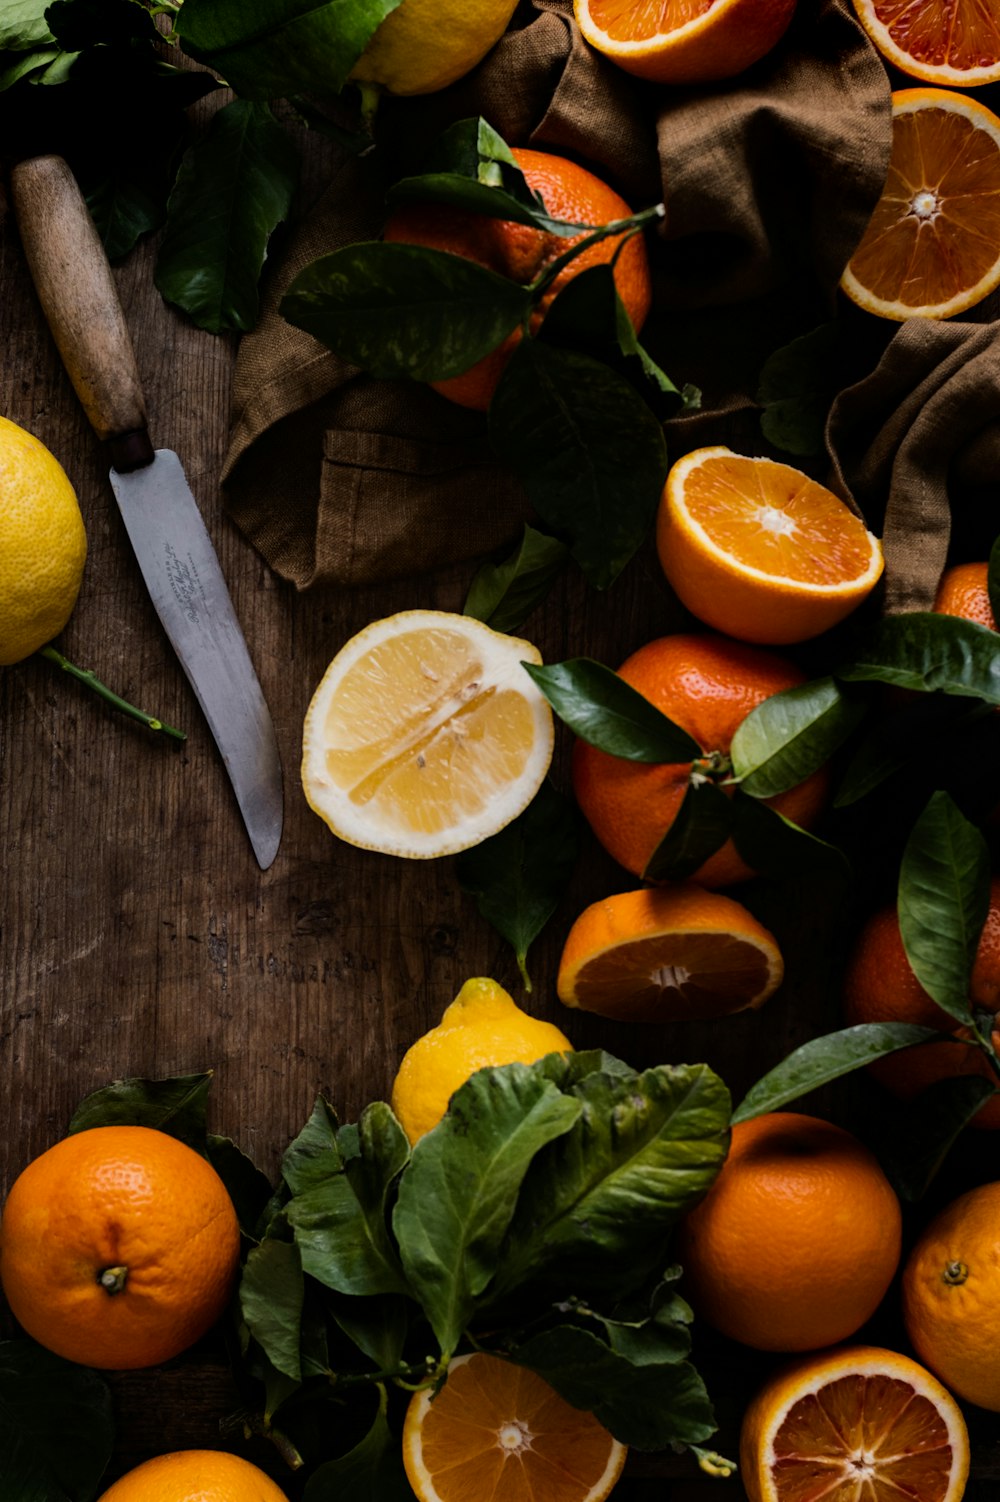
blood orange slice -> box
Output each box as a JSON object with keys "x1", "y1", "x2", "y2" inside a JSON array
[
  {"x1": 740, "y1": 1344, "x2": 970, "y2": 1502},
  {"x1": 853, "y1": 0, "x2": 1000, "y2": 88}
]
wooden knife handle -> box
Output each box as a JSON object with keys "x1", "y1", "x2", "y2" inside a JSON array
[{"x1": 10, "y1": 154, "x2": 154, "y2": 471}]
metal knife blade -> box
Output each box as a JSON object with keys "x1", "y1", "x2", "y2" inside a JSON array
[{"x1": 10, "y1": 153, "x2": 283, "y2": 868}]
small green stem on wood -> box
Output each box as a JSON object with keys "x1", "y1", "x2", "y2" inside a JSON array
[
  {"x1": 38, "y1": 647, "x2": 186, "y2": 743},
  {"x1": 327, "y1": 1357, "x2": 439, "y2": 1392}
]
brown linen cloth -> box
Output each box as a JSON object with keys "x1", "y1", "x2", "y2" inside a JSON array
[
  {"x1": 221, "y1": 0, "x2": 893, "y2": 590},
  {"x1": 827, "y1": 308, "x2": 1000, "y2": 613}
]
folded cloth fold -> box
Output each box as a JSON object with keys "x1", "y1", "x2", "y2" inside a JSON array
[
  {"x1": 221, "y1": 0, "x2": 891, "y2": 591},
  {"x1": 827, "y1": 305, "x2": 1000, "y2": 614}
]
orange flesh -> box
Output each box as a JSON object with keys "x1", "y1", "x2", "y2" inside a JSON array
[
  {"x1": 585, "y1": 0, "x2": 714, "y2": 37},
  {"x1": 849, "y1": 105, "x2": 1000, "y2": 304},
  {"x1": 419, "y1": 1359, "x2": 618, "y2": 1500},
  {"x1": 571, "y1": 931, "x2": 772, "y2": 1021},
  {"x1": 681, "y1": 456, "x2": 876, "y2": 585},
  {"x1": 770, "y1": 1374, "x2": 956, "y2": 1500},
  {"x1": 869, "y1": 0, "x2": 1000, "y2": 70}
]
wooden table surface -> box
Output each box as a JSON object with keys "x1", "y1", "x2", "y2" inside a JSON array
[{"x1": 2, "y1": 117, "x2": 1000, "y2": 1498}]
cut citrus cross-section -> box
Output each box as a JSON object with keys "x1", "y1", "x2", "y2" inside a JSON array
[
  {"x1": 403, "y1": 1352, "x2": 627, "y2": 1502},
  {"x1": 573, "y1": 0, "x2": 798, "y2": 84},
  {"x1": 852, "y1": 0, "x2": 1000, "y2": 88},
  {"x1": 557, "y1": 885, "x2": 784, "y2": 1022},
  {"x1": 740, "y1": 1344, "x2": 970, "y2": 1502},
  {"x1": 657, "y1": 447, "x2": 884, "y2": 645},
  {"x1": 842, "y1": 88, "x2": 1000, "y2": 321},
  {"x1": 301, "y1": 611, "x2": 554, "y2": 858}
]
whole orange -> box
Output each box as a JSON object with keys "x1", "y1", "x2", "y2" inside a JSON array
[
  {"x1": 97, "y1": 1449, "x2": 289, "y2": 1501},
  {"x1": 383, "y1": 147, "x2": 652, "y2": 411},
  {"x1": 571, "y1": 633, "x2": 828, "y2": 887},
  {"x1": 842, "y1": 881, "x2": 1000, "y2": 1128},
  {"x1": 902, "y1": 1180, "x2": 1000, "y2": 1412},
  {"x1": 934, "y1": 562, "x2": 996, "y2": 630},
  {"x1": 675, "y1": 1112, "x2": 902, "y2": 1352},
  {"x1": 0, "y1": 1125, "x2": 241, "y2": 1369}
]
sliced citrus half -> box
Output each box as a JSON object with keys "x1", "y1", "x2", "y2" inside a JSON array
[
  {"x1": 740, "y1": 1344, "x2": 970, "y2": 1502},
  {"x1": 556, "y1": 884, "x2": 783, "y2": 1022},
  {"x1": 573, "y1": 0, "x2": 798, "y2": 84},
  {"x1": 852, "y1": 0, "x2": 1000, "y2": 88},
  {"x1": 657, "y1": 446, "x2": 884, "y2": 645},
  {"x1": 842, "y1": 88, "x2": 1000, "y2": 321},
  {"x1": 403, "y1": 1352, "x2": 627, "y2": 1502},
  {"x1": 301, "y1": 610, "x2": 553, "y2": 858}
]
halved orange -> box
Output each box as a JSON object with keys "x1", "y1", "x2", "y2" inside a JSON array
[
  {"x1": 852, "y1": 0, "x2": 1000, "y2": 88},
  {"x1": 556, "y1": 884, "x2": 783, "y2": 1023},
  {"x1": 842, "y1": 88, "x2": 1000, "y2": 321},
  {"x1": 301, "y1": 611, "x2": 553, "y2": 858},
  {"x1": 740, "y1": 1344, "x2": 970, "y2": 1502},
  {"x1": 657, "y1": 447, "x2": 884, "y2": 645},
  {"x1": 573, "y1": 0, "x2": 798, "y2": 84},
  {"x1": 403, "y1": 1352, "x2": 627, "y2": 1502}
]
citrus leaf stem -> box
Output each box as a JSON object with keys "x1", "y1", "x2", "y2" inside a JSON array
[
  {"x1": 38, "y1": 647, "x2": 186, "y2": 742},
  {"x1": 526, "y1": 205, "x2": 665, "y2": 304}
]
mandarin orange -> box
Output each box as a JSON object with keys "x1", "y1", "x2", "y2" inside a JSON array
[
  {"x1": 384, "y1": 148, "x2": 652, "y2": 410},
  {"x1": 676, "y1": 1112, "x2": 902, "y2": 1351},
  {"x1": 903, "y1": 1181, "x2": 1000, "y2": 1412},
  {"x1": 934, "y1": 562, "x2": 996, "y2": 631},
  {"x1": 97, "y1": 1450, "x2": 290, "y2": 1501},
  {"x1": 0, "y1": 1125, "x2": 241, "y2": 1369},
  {"x1": 571, "y1": 633, "x2": 828, "y2": 887},
  {"x1": 842, "y1": 882, "x2": 1000, "y2": 1128}
]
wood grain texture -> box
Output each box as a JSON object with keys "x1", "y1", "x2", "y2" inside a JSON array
[{"x1": 2, "y1": 119, "x2": 1000, "y2": 1502}]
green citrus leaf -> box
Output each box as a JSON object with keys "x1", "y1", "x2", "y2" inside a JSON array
[
  {"x1": 642, "y1": 780, "x2": 733, "y2": 883},
  {"x1": 488, "y1": 1063, "x2": 730, "y2": 1302},
  {"x1": 455, "y1": 780, "x2": 579, "y2": 991},
  {"x1": 838, "y1": 613, "x2": 1000, "y2": 700},
  {"x1": 303, "y1": 1385, "x2": 412, "y2": 1502},
  {"x1": 281, "y1": 1097, "x2": 343, "y2": 1195},
  {"x1": 240, "y1": 1237, "x2": 304, "y2": 1382},
  {"x1": 0, "y1": 1341, "x2": 114, "y2": 1501},
  {"x1": 897, "y1": 790, "x2": 991, "y2": 1027},
  {"x1": 523, "y1": 658, "x2": 700, "y2": 761},
  {"x1": 731, "y1": 677, "x2": 867, "y2": 797},
  {"x1": 508, "y1": 1324, "x2": 715, "y2": 1450},
  {"x1": 731, "y1": 1023, "x2": 942, "y2": 1124},
  {"x1": 287, "y1": 1102, "x2": 410, "y2": 1298},
  {"x1": 393, "y1": 1063, "x2": 582, "y2": 1358},
  {"x1": 281, "y1": 243, "x2": 530, "y2": 381},
  {"x1": 0, "y1": 0, "x2": 53, "y2": 48},
  {"x1": 464, "y1": 525, "x2": 569, "y2": 635},
  {"x1": 67, "y1": 1071, "x2": 211, "y2": 1149},
  {"x1": 756, "y1": 322, "x2": 843, "y2": 457},
  {"x1": 175, "y1": 0, "x2": 403, "y2": 97},
  {"x1": 206, "y1": 1133, "x2": 275, "y2": 1236},
  {"x1": 155, "y1": 98, "x2": 299, "y2": 334},
  {"x1": 489, "y1": 340, "x2": 668, "y2": 589},
  {"x1": 730, "y1": 791, "x2": 849, "y2": 879}
]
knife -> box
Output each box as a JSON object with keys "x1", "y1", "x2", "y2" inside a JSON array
[{"x1": 10, "y1": 154, "x2": 283, "y2": 870}]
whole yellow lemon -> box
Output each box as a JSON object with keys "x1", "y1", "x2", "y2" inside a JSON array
[
  {"x1": 0, "y1": 414, "x2": 86, "y2": 667},
  {"x1": 350, "y1": 0, "x2": 520, "y2": 96},
  {"x1": 391, "y1": 977, "x2": 573, "y2": 1143}
]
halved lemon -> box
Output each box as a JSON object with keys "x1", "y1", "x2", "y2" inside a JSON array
[
  {"x1": 657, "y1": 446, "x2": 884, "y2": 645},
  {"x1": 740, "y1": 1344, "x2": 970, "y2": 1502},
  {"x1": 403, "y1": 1352, "x2": 627, "y2": 1502},
  {"x1": 301, "y1": 610, "x2": 553, "y2": 858},
  {"x1": 556, "y1": 884, "x2": 784, "y2": 1023}
]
